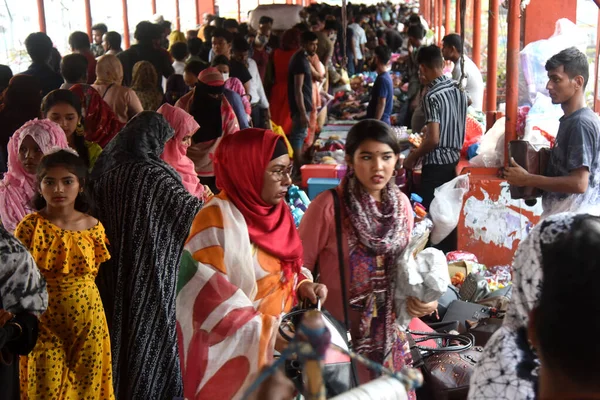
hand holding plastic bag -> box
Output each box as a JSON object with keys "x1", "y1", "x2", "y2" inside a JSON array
[{"x1": 429, "y1": 174, "x2": 470, "y2": 245}]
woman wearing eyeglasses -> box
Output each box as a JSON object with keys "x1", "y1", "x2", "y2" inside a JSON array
[{"x1": 176, "y1": 128, "x2": 327, "y2": 399}]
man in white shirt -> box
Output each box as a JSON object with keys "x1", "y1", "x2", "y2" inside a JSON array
[
  {"x1": 170, "y1": 42, "x2": 188, "y2": 75},
  {"x1": 348, "y1": 14, "x2": 367, "y2": 76},
  {"x1": 232, "y1": 37, "x2": 271, "y2": 129},
  {"x1": 442, "y1": 34, "x2": 485, "y2": 110}
]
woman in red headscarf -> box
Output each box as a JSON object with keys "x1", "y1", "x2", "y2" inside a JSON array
[
  {"x1": 176, "y1": 128, "x2": 327, "y2": 400},
  {"x1": 267, "y1": 29, "x2": 301, "y2": 136}
]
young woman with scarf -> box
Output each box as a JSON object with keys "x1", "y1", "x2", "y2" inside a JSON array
[
  {"x1": 90, "y1": 112, "x2": 202, "y2": 400},
  {"x1": 0, "y1": 119, "x2": 69, "y2": 232},
  {"x1": 176, "y1": 128, "x2": 326, "y2": 400},
  {"x1": 157, "y1": 103, "x2": 212, "y2": 201},
  {"x1": 299, "y1": 119, "x2": 438, "y2": 386}
]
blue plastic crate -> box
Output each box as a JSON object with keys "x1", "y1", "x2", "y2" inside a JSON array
[{"x1": 307, "y1": 178, "x2": 341, "y2": 200}]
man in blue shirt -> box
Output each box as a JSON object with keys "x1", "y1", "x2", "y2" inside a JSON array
[{"x1": 366, "y1": 46, "x2": 394, "y2": 125}]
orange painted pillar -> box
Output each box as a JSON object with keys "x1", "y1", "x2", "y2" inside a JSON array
[
  {"x1": 438, "y1": 0, "x2": 443, "y2": 44},
  {"x1": 472, "y1": 0, "x2": 481, "y2": 67},
  {"x1": 505, "y1": 0, "x2": 520, "y2": 166},
  {"x1": 122, "y1": 0, "x2": 130, "y2": 48},
  {"x1": 237, "y1": 0, "x2": 241, "y2": 22},
  {"x1": 455, "y1": 0, "x2": 461, "y2": 33},
  {"x1": 430, "y1": 0, "x2": 435, "y2": 28},
  {"x1": 486, "y1": 0, "x2": 498, "y2": 121},
  {"x1": 196, "y1": 0, "x2": 215, "y2": 20},
  {"x1": 175, "y1": 0, "x2": 180, "y2": 30},
  {"x1": 151, "y1": 0, "x2": 156, "y2": 15},
  {"x1": 37, "y1": 0, "x2": 46, "y2": 33},
  {"x1": 84, "y1": 0, "x2": 92, "y2": 39},
  {"x1": 445, "y1": 0, "x2": 451, "y2": 35},
  {"x1": 523, "y1": 0, "x2": 576, "y2": 45}
]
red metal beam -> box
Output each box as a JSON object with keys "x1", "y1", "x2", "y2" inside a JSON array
[
  {"x1": 472, "y1": 0, "x2": 482, "y2": 67},
  {"x1": 151, "y1": 0, "x2": 157, "y2": 15},
  {"x1": 430, "y1": 0, "x2": 434, "y2": 27},
  {"x1": 445, "y1": 0, "x2": 451, "y2": 34},
  {"x1": 486, "y1": 0, "x2": 499, "y2": 120},
  {"x1": 175, "y1": 0, "x2": 181, "y2": 31},
  {"x1": 456, "y1": 0, "x2": 461, "y2": 33},
  {"x1": 438, "y1": 0, "x2": 443, "y2": 44},
  {"x1": 504, "y1": 0, "x2": 520, "y2": 166},
  {"x1": 37, "y1": 0, "x2": 46, "y2": 33},
  {"x1": 122, "y1": 0, "x2": 130, "y2": 48},
  {"x1": 237, "y1": 0, "x2": 241, "y2": 22},
  {"x1": 84, "y1": 0, "x2": 92, "y2": 39}
]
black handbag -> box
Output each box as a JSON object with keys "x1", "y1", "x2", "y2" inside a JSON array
[
  {"x1": 281, "y1": 189, "x2": 358, "y2": 397},
  {"x1": 441, "y1": 300, "x2": 491, "y2": 332}
]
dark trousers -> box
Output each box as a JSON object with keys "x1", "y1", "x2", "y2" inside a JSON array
[
  {"x1": 251, "y1": 104, "x2": 268, "y2": 129},
  {"x1": 420, "y1": 162, "x2": 458, "y2": 254}
]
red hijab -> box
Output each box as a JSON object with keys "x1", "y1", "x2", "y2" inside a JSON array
[{"x1": 214, "y1": 128, "x2": 302, "y2": 281}]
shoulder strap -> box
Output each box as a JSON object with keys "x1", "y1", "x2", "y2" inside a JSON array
[{"x1": 102, "y1": 83, "x2": 115, "y2": 99}]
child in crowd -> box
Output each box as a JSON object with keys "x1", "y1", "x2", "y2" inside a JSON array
[
  {"x1": 183, "y1": 60, "x2": 208, "y2": 89},
  {"x1": 15, "y1": 149, "x2": 114, "y2": 399}
]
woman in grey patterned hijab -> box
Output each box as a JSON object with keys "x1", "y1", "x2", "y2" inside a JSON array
[{"x1": 0, "y1": 225, "x2": 48, "y2": 400}]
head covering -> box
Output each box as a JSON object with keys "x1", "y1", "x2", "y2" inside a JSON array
[
  {"x1": 198, "y1": 67, "x2": 224, "y2": 87},
  {"x1": 214, "y1": 128, "x2": 302, "y2": 280},
  {"x1": 0, "y1": 119, "x2": 69, "y2": 232},
  {"x1": 168, "y1": 30, "x2": 187, "y2": 50},
  {"x1": 90, "y1": 111, "x2": 178, "y2": 181},
  {"x1": 131, "y1": 61, "x2": 159, "y2": 90},
  {"x1": 190, "y1": 67, "x2": 225, "y2": 142},
  {"x1": 469, "y1": 213, "x2": 581, "y2": 400},
  {"x1": 157, "y1": 104, "x2": 204, "y2": 198},
  {"x1": 271, "y1": 138, "x2": 288, "y2": 160},
  {"x1": 95, "y1": 54, "x2": 124, "y2": 86}
]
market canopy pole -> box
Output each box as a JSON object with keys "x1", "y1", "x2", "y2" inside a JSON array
[
  {"x1": 486, "y1": 0, "x2": 499, "y2": 126},
  {"x1": 472, "y1": 0, "x2": 482, "y2": 67},
  {"x1": 445, "y1": 0, "x2": 451, "y2": 34},
  {"x1": 455, "y1": 0, "x2": 461, "y2": 34},
  {"x1": 504, "y1": 0, "x2": 521, "y2": 166},
  {"x1": 37, "y1": 0, "x2": 46, "y2": 33},
  {"x1": 84, "y1": 0, "x2": 92, "y2": 39},
  {"x1": 437, "y1": 0, "x2": 443, "y2": 44},
  {"x1": 175, "y1": 0, "x2": 181, "y2": 31},
  {"x1": 122, "y1": 0, "x2": 131, "y2": 49},
  {"x1": 151, "y1": 0, "x2": 157, "y2": 15}
]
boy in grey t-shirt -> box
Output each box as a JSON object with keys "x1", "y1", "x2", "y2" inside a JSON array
[{"x1": 504, "y1": 47, "x2": 600, "y2": 216}]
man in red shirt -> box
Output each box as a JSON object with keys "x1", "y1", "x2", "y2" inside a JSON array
[{"x1": 69, "y1": 31, "x2": 97, "y2": 84}]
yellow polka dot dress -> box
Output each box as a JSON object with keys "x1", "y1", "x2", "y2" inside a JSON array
[{"x1": 15, "y1": 213, "x2": 115, "y2": 400}]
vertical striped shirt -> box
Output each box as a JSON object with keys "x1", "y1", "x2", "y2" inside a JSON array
[{"x1": 422, "y1": 75, "x2": 468, "y2": 165}]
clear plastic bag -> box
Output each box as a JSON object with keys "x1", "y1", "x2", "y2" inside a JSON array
[
  {"x1": 429, "y1": 174, "x2": 470, "y2": 245},
  {"x1": 469, "y1": 117, "x2": 505, "y2": 168}
]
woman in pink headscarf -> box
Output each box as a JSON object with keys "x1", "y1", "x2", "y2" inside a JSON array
[
  {"x1": 157, "y1": 103, "x2": 212, "y2": 201},
  {"x1": 0, "y1": 119, "x2": 69, "y2": 232}
]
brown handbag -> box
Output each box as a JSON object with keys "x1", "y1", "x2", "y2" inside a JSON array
[{"x1": 509, "y1": 140, "x2": 551, "y2": 200}]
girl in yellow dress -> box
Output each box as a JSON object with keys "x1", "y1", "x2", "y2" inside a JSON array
[{"x1": 15, "y1": 149, "x2": 114, "y2": 399}]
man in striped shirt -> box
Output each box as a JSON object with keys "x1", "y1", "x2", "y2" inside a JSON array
[{"x1": 403, "y1": 45, "x2": 467, "y2": 209}]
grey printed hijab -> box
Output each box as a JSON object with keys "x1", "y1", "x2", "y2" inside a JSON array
[
  {"x1": 468, "y1": 213, "x2": 579, "y2": 400},
  {"x1": 0, "y1": 225, "x2": 48, "y2": 316}
]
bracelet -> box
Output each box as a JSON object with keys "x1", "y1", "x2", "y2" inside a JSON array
[{"x1": 7, "y1": 321, "x2": 23, "y2": 337}]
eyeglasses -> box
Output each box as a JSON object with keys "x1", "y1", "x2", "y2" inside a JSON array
[{"x1": 268, "y1": 165, "x2": 294, "y2": 181}]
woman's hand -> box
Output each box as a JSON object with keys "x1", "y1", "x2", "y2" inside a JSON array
[
  {"x1": 298, "y1": 282, "x2": 328, "y2": 305},
  {"x1": 203, "y1": 185, "x2": 214, "y2": 200},
  {"x1": 0, "y1": 309, "x2": 14, "y2": 327},
  {"x1": 406, "y1": 297, "x2": 438, "y2": 318}
]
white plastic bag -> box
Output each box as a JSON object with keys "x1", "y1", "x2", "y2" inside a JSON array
[
  {"x1": 429, "y1": 174, "x2": 470, "y2": 245},
  {"x1": 469, "y1": 117, "x2": 505, "y2": 168}
]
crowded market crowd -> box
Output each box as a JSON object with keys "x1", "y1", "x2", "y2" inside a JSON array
[{"x1": 1, "y1": 1, "x2": 600, "y2": 399}]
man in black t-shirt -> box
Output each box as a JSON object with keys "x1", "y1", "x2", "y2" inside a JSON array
[{"x1": 288, "y1": 31, "x2": 319, "y2": 173}]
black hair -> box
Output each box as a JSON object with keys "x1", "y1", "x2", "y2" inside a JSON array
[
  {"x1": 232, "y1": 35, "x2": 250, "y2": 53},
  {"x1": 170, "y1": 41, "x2": 188, "y2": 61},
  {"x1": 0, "y1": 65, "x2": 13, "y2": 92},
  {"x1": 161, "y1": 20, "x2": 172, "y2": 30},
  {"x1": 442, "y1": 33, "x2": 463, "y2": 55},
  {"x1": 324, "y1": 20, "x2": 339, "y2": 32},
  {"x1": 407, "y1": 24, "x2": 426, "y2": 40},
  {"x1": 41, "y1": 89, "x2": 90, "y2": 168},
  {"x1": 60, "y1": 54, "x2": 88, "y2": 84},
  {"x1": 301, "y1": 31, "x2": 318, "y2": 44},
  {"x1": 537, "y1": 215, "x2": 600, "y2": 388},
  {"x1": 213, "y1": 17, "x2": 225, "y2": 29},
  {"x1": 238, "y1": 23, "x2": 250, "y2": 37},
  {"x1": 25, "y1": 32, "x2": 53, "y2": 64},
  {"x1": 293, "y1": 23, "x2": 310, "y2": 33},
  {"x1": 545, "y1": 47, "x2": 590, "y2": 90},
  {"x1": 345, "y1": 119, "x2": 400, "y2": 157},
  {"x1": 211, "y1": 55, "x2": 230, "y2": 68},
  {"x1": 33, "y1": 150, "x2": 92, "y2": 213},
  {"x1": 259, "y1": 16, "x2": 274, "y2": 25},
  {"x1": 184, "y1": 60, "x2": 207, "y2": 76},
  {"x1": 212, "y1": 28, "x2": 233, "y2": 44},
  {"x1": 408, "y1": 14, "x2": 421, "y2": 25},
  {"x1": 187, "y1": 38, "x2": 203, "y2": 57},
  {"x1": 374, "y1": 46, "x2": 392, "y2": 65},
  {"x1": 203, "y1": 26, "x2": 216, "y2": 43},
  {"x1": 69, "y1": 31, "x2": 91, "y2": 51},
  {"x1": 92, "y1": 23, "x2": 108, "y2": 34},
  {"x1": 134, "y1": 21, "x2": 162, "y2": 43},
  {"x1": 104, "y1": 31, "x2": 122, "y2": 50},
  {"x1": 417, "y1": 45, "x2": 444, "y2": 69},
  {"x1": 224, "y1": 19, "x2": 239, "y2": 31}
]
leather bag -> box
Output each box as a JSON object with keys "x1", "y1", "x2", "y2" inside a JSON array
[{"x1": 509, "y1": 140, "x2": 551, "y2": 201}]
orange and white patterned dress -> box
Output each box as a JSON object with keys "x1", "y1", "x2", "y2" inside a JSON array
[{"x1": 15, "y1": 212, "x2": 114, "y2": 400}]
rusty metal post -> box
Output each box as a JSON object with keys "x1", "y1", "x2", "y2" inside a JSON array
[
  {"x1": 504, "y1": 0, "x2": 520, "y2": 166},
  {"x1": 37, "y1": 0, "x2": 46, "y2": 33},
  {"x1": 175, "y1": 0, "x2": 180, "y2": 31},
  {"x1": 472, "y1": 0, "x2": 482, "y2": 67},
  {"x1": 445, "y1": 0, "x2": 451, "y2": 34},
  {"x1": 486, "y1": 0, "x2": 499, "y2": 122},
  {"x1": 430, "y1": 0, "x2": 435, "y2": 28},
  {"x1": 151, "y1": 0, "x2": 156, "y2": 15},
  {"x1": 122, "y1": 0, "x2": 130, "y2": 48},
  {"x1": 238, "y1": 0, "x2": 241, "y2": 22},
  {"x1": 438, "y1": 0, "x2": 443, "y2": 44},
  {"x1": 84, "y1": 0, "x2": 92, "y2": 39},
  {"x1": 455, "y1": 0, "x2": 461, "y2": 33}
]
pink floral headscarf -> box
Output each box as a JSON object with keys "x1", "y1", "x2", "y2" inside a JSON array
[
  {"x1": 156, "y1": 104, "x2": 205, "y2": 199},
  {"x1": 0, "y1": 119, "x2": 69, "y2": 232}
]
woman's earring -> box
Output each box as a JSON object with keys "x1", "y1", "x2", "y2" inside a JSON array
[
  {"x1": 76, "y1": 122, "x2": 85, "y2": 137},
  {"x1": 392, "y1": 170, "x2": 398, "y2": 177}
]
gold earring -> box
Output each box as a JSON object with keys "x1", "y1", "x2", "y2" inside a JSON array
[{"x1": 76, "y1": 122, "x2": 85, "y2": 136}]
